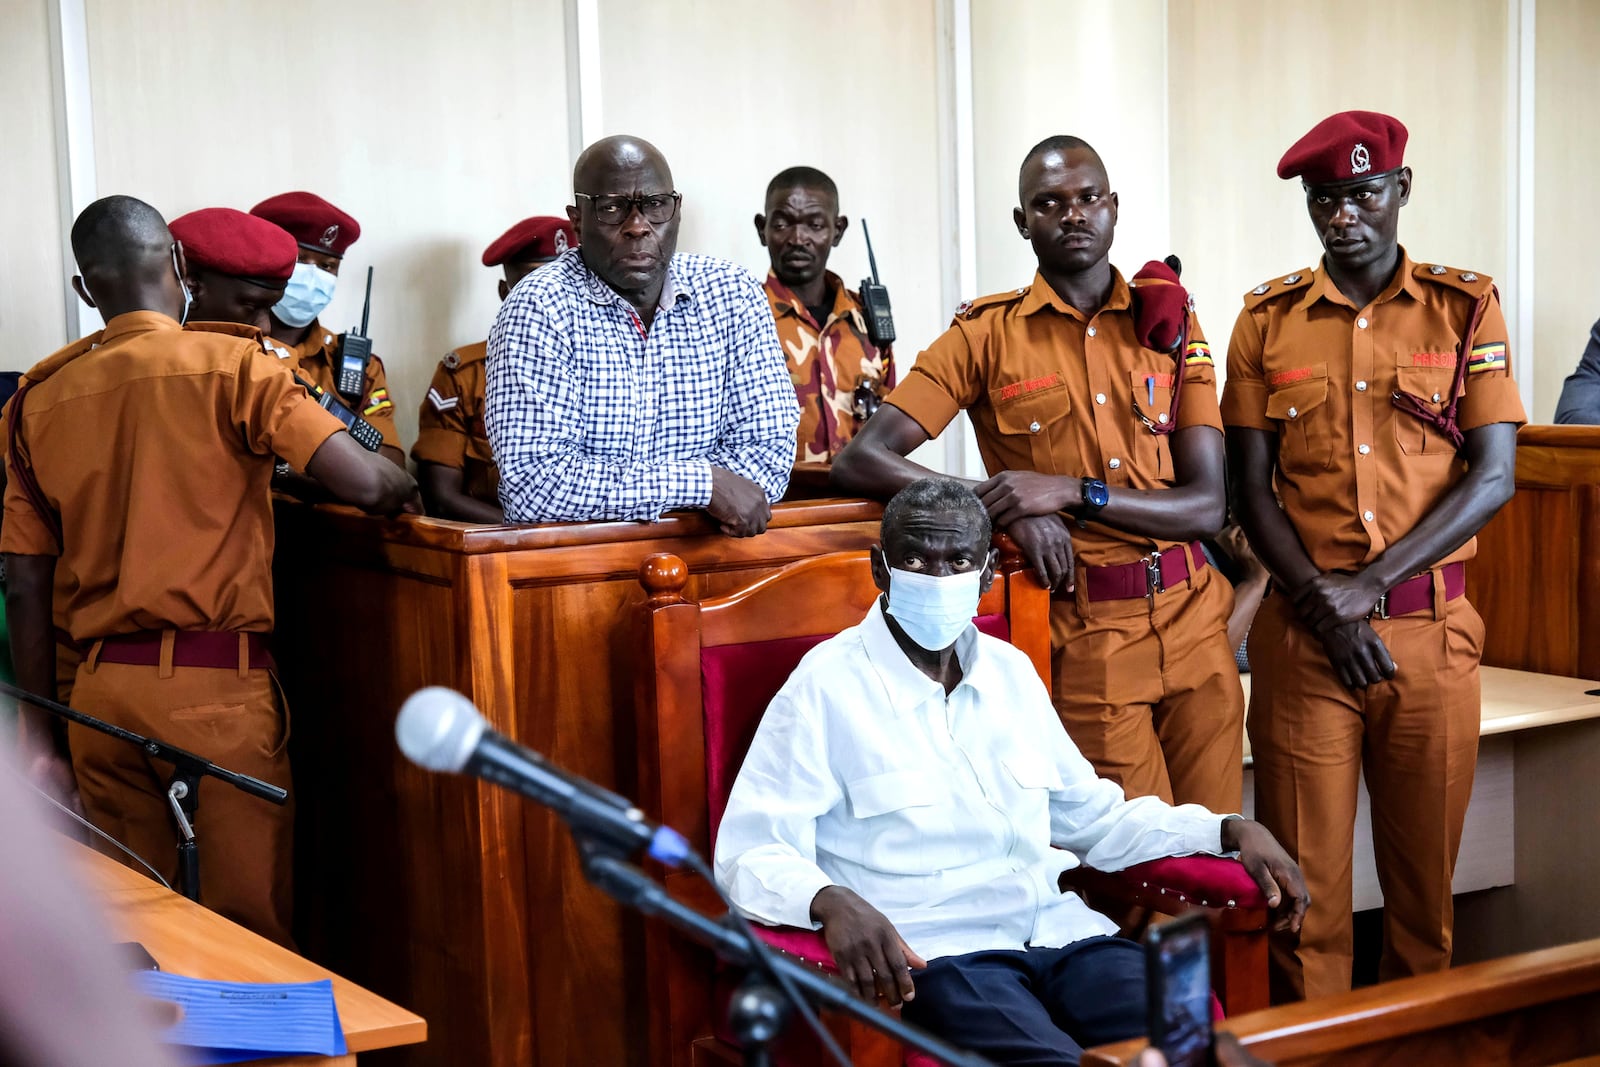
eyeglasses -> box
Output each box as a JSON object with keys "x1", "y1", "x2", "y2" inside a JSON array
[{"x1": 574, "y1": 191, "x2": 682, "y2": 226}]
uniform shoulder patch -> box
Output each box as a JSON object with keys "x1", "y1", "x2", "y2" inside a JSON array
[
  {"x1": 1242, "y1": 269, "x2": 1313, "y2": 309},
  {"x1": 1414, "y1": 263, "x2": 1493, "y2": 298},
  {"x1": 442, "y1": 341, "x2": 489, "y2": 370},
  {"x1": 954, "y1": 288, "x2": 1028, "y2": 321}
]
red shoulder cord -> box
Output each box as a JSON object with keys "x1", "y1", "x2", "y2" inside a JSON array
[
  {"x1": 5, "y1": 383, "x2": 64, "y2": 552},
  {"x1": 1389, "y1": 292, "x2": 1490, "y2": 452}
]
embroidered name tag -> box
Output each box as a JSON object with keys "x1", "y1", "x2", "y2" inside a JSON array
[
  {"x1": 1411, "y1": 352, "x2": 1456, "y2": 368},
  {"x1": 1143, "y1": 373, "x2": 1175, "y2": 389},
  {"x1": 1268, "y1": 367, "x2": 1316, "y2": 386},
  {"x1": 996, "y1": 373, "x2": 1062, "y2": 402}
]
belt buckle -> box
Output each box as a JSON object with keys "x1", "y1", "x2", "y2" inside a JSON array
[
  {"x1": 1371, "y1": 591, "x2": 1390, "y2": 620},
  {"x1": 1144, "y1": 554, "x2": 1165, "y2": 597}
]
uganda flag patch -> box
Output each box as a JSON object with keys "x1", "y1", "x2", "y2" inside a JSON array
[
  {"x1": 364, "y1": 388, "x2": 394, "y2": 415},
  {"x1": 1467, "y1": 342, "x2": 1507, "y2": 375},
  {"x1": 1184, "y1": 341, "x2": 1213, "y2": 366}
]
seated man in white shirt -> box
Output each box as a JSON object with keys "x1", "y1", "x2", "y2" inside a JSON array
[{"x1": 715, "y1": 477, "x2": 1308, "y2": 1066}]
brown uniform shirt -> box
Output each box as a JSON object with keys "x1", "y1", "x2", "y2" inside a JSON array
[
  {"x1": 764, "y1": 270, "x2": 895, "y2": 462},
  {"x1": 1221, "y1": 251, "x2": 1527, "y2": 573},
  {"x1": 264, "y1": 317, "x2": 402, "y2": 450},
  {"x1": 886, "y1": 268, "x2": 1221, "y2": 567},
  {"x1": 410, "y1": 340, "x2": 497, "y2": 504},
  {"x1": 1, "y1": 312, "x2": 344, "y2": 641}
]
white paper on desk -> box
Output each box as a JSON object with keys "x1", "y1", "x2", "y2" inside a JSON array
[{"x1": 131, "y1": 971, "x2": 348, "y2": 1064}]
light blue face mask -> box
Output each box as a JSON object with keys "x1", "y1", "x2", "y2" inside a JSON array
[
  {"x1": 272, "y1": 261, "x2": 337, "y2": 328},
  {"x1": 885, "y1": 567, "x2": 982, "y2": 651}
]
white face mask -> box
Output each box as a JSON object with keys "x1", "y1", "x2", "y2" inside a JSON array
[
  {"x1": 271, "y1": 261, "x2": 337, "y2": 328},
  {"x1": 885, "y1": 567, "x2": 982, "y2": 651}
]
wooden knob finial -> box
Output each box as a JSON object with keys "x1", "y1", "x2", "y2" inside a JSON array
[{"x1": 639, "y1": 553, "x2": 689, "y2": 599}]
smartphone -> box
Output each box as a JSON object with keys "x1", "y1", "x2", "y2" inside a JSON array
[{"x1": 1145, "y1": 913, "x2": 1212, "y2": 1067}]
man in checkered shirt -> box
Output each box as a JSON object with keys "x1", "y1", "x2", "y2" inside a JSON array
[{"x1": 486, "y1": 135, "x2": 799, "y2": 533}]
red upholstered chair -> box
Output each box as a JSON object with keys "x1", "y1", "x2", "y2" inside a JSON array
[{"x1": 632, "y1": 543, "x2": 1268, "y2": 1067}]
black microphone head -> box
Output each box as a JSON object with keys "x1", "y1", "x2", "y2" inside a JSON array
[{"x1": 396, "y1": 687, "x2": 487, "y2": 772}]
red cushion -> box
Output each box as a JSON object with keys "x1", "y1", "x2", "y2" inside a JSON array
[
  {"x1": 701, "y1": 614, "x2": 1010, "y2": 846},
  {"x1": 1116, "y1": 855, "x2": 1269, "y2": 909},
  {"x1": 751, "y1": 925, "x2": 838, "y2": 970}
]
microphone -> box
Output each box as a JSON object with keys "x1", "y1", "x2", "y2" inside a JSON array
[{"x1": 395, "y1": 687, "x2": 691, "y2": 866}]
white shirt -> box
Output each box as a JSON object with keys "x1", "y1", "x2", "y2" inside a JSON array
[{"x1": 714, "y1": 601, "x2": 1228, "y2": 962}]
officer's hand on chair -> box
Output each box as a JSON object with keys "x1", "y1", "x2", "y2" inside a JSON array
[
  {"x1": 810, "y1": 885, "x2": 927, "y2": 1006},
  {"x1": 1220, "y1": 817, "x2": 1310, "y2": 934},
  {"x1": 1004, "y1": 513, "x2": 1076, "y2": 592},
  {"x1": 1318, "y1": 620, "x2": 1398, "y2": 690},
  {"x1": 1291, "y1": 570, "x2": 1385, "y2": 633},
  {"x1": 976, "y1": 470, "x2": 1082, "y2": 527}
]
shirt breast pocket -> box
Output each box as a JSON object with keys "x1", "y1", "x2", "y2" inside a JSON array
[
  {"x1": 1265, "y1": 365, "x2": 1333, "y2": 473},
  {"x1": 845, "y1": 769, "x2": 940, "y2": 820},
  {"x1": 1128, "y1": 369, "x2": 1176, "y2": 483},
  {"x1": 991, "y1": 383, "x2": 1073, "y2": 475},
  {"x1": 1393, "y1": 361, "x2": 1460, "y2": 457}
]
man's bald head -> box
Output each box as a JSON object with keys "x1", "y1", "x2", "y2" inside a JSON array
[
  {"x1": 1018, "y1": 135, "x2": 1106, "y2": 202},
  {"x1": 68, "y1": 196, "x2": 186, "y2": 321},
  {"x1": 572, "y1": 135, "x2": 673, "y2": 192}
]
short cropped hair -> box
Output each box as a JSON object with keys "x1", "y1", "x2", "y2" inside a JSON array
[
  {"x1": 881, "y1": 477, "x2": 992, "y2": 554},
  {"x1": 765, "y1": 166, "x2": 839, "y2": 208}
]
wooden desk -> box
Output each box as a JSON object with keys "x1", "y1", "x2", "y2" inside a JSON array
[
  {"x1": 75, "y1": 841, "x2": 425, "y2": 1065},
  {"x1": 272, "y1": 498, "x2": 885, "y2": 1067},
  {"x1": 1084, "y1": 935, "x2": 1600, "y2": 1066}
]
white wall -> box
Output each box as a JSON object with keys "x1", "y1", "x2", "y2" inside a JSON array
[{"x1": 9, "y1": 0, "x2": 1599, "y2": 450}]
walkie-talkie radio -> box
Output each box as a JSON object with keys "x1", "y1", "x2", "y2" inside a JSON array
[
  {"x1": 858, "y1": 220, "x2": 896, "y2": 348},
  {"x1": 294, "y1": 374, "x2": 384, "y2": 453},
  {"x1": 335, "y1": 266, "x2": 375, "y2": 404}
]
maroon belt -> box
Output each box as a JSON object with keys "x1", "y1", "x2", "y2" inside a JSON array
[
  {"x1": 1375, "y1": 561, "x2": 1466, "y2": 619},
  {"x1": 93, "y1": 631, "x2": 275, "y2": 671},
  {"x1": 1084, "y1": 542, "x2": 1207, "y2": 602}
]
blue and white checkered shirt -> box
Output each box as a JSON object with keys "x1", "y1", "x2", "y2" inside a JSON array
[{"x1": 485, "y1": 249, "x2": 800, "y2": 523}]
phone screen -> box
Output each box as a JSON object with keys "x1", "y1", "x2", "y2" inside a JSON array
[{"x1": 1146, "y1": 915, "x2": 1212, "y2": 1067}]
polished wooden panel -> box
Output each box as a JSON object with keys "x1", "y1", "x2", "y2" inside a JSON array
[
  {"x1": 1471, "y1": 426, "x2": 1600, "y2": 677},
  {"x1": 73, "y1": 839, "x2": 425, "y2": 1061},
  {"x1": 1083, "y1": 937, "x2": 1600, "y2": 1066},
  {"x1": 274, "y1": 498, "x2": 885, "y2": 1067}
]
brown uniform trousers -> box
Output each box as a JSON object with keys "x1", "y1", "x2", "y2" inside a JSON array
[
  {"x1": 763, "y1": 271, "x2": 895, "y2": 463},
  {"x1": 3, "y1": 312, "x2": 343, "y2": 947},
  {"x1": 412, "y1": 340, "x2": 498, "y2": 504},
  {"x1": 887, "y1": 268, "x2": 1242, "y2": 813},
  {"x1": 265, "y1": 316, "x2": 402, "y2": 452},
  {"x1": 70, "y1": 653, "x2": 295, "y2": 947},
  {"x1": 1223, "y1": 253, "x2": 1527, "y2": 1000}
]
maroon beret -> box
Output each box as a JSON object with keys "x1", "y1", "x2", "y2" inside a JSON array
[
  {"x1": 250, "y1": 191, "x2": 361, "y2": 257},
  {"x1": 482, "y1": 216, "x2": 577, "y2": 267},
  {"x1": 169, "y1": 208, "x2": 298, "y2": 283},
  {"x1": 1277, "y1": 111, "x2": 1408, "y2": 185}
]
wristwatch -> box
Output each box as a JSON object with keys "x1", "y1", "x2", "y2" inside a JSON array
[{"x1": 1077, "y1": 477, "x2": 1110, "y2": 528}]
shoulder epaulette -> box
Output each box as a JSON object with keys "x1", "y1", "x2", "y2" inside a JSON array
[
  {"x1": 23, "y1": 332, "x2": 101, "y2": 385},
  {"x1": 953, "y1": 286, "x2": 1029, "y2": 321},
  {"x1": 1242, "y1": 270, "x2": 1314, "y2": 310},
  {"x1": 1413, "y1": 262, "x2": 1494, "y2": 298},
  {"x1": 184, "y1": 321, "x2": 262, "y2": 342}
]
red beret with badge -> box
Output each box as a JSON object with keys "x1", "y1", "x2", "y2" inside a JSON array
[
  {"x1": 1277, "y1": 110, "x2": 1408, "y2": 185},
  {"x1": 169, "y1": 208, "x2": 298, "y2": 283},
  {"x1": 250, "y1": 191, "x2": 361, "y2": 257},
  {"x1": 482, "y1": 216, "x2": 577, "y2": 267}
]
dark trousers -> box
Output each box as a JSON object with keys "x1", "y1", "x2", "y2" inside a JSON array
[{"x1": 901, "y1": 936, "x2": 1146, "y2": 1066}]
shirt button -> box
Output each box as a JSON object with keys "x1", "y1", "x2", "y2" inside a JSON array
[
  {"x1": 1087, "y1": 326, "x2": 1097, "y2": 338},
  {"x1": 1432, "y1": 392, "x2": 1442, "y2": 403},
  {"x1": 1108, "y1": 458, "x2": 1121, "y2": 470},
  {"x1": 1288, "y1": 407, "x2": 1298, "y2": 418},
  {"x1": 1363, "y1": 509, "x2": 1375, "y2": 522},
  {"x1": 1029, "y1": 420, "x2": 1041, "y2": 433},
  {"x1": 1095, "y1": 392, "x2": 1106, "y2": 405},
  {"x1": 1356, "y1": 380, "x2": 1369, "y2": 392},
  {"x1": 1358, "y1": 444, "x2": 1371, "y2": 455},
  {"x1": 1357, "y1": 317, "x2": 1369, "y2": 329}
]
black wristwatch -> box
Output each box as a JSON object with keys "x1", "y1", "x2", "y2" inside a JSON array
[{"x1": 1076, "y1": 477, "x2": 1110, "y2": 528}]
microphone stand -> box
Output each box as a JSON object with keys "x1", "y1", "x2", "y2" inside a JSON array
[
  {"x1": 573, "y1": 837, "x2": 995, "y2": 1067},
  {"x1": 0, "y1": 678, "x2": 288, "y2": 902}
]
